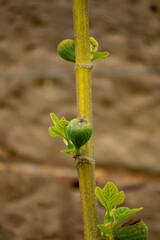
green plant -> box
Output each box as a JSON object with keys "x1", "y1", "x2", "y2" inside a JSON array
[
  {"x1": 95, "y1": 182, "x2": 148, "y2": 240},
  {"x1": 49, "y1": 0, "x2": 149, "y2": 240},
  {"x1": 49, "y1": 115, "x2": 149, "y2": 240}
]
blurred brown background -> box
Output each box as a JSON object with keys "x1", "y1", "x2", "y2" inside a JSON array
[{"x1": 0, "y1": 0, "x2": 160, "y2": 239}]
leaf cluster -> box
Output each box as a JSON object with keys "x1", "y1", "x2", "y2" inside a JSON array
[
  {"x1": 49, "y1": 113, "x2": 74, "y2": 155},
  {"x1": 89, "y1": 37, "x2": 109, "y2": 61},
  {"x1": 95, "y1": 182, "x2": 143, "y2": 239}
]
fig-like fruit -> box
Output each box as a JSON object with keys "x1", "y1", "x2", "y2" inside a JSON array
[
  {"x1": 113, "y1": 219, "x2": 148, "y2": 240},
  {"x1": 57, "y1": 39, "x2": 75, "y2": 62},
  {"x1": 67, "y1": 118, "x2": 93, "y2": 150}
]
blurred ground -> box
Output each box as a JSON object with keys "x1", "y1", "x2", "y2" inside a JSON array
[{"x1": 0, "y1": 0, "x2": 160, "y2": 239}]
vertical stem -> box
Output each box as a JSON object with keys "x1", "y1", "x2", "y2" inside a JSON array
[{"x1": 72, "y1": 1, "x2": 100, "y2": 240}]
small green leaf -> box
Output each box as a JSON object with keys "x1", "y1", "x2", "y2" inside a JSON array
[
  {"x1": 112, "y1": 207, "x2": 143, "y2": 227},
  {"x1": 61, "y1": 150, "x2": 71, "y2": 154},
  {"x1": 57, "y1": 126, "x2": 66, "y2": 138},
  {"x1": 96, "y1": 181, "x2": 125, "y2": 225},
  {"x1": 97, "y1": 225, "x2": 112, "y2": 234},
  {"x1": 49, "y1": 127, "x2": 59, "y2": 137},
  {"x1": 90, "y1": 37, "x2": 98, "y2": 52},
  {"x1": 97, "y1": 224, "x2": 112, "y2": 240},
  {"x1": 49, "y1": 113, "x2": 76, "y2": 156},
  {"x1": 49, "y1": 114, "x2": 69, "y2": 139},
  {"x1": 95, "y1": 186, "x2": 108, "y2": 209},
  {"x1": 55, "y1": 118, "x2": 69, "y2": 138},
  {"x1": 50, "y1": 127, "x2": 63, "y2": 138},
  {"x1": 112, "y1": 191, "x2": 125, "y2": 208},
  {"x1": 91, "y1": 51, "x2": 109, "y2": 61},
  {"x1": 103, "y1": 182, "x2": 124, "y2": 211},
  {"x1": 57, "y1": 118, "x2": 68, "y2": 130},
  {"x1": 103, "y1": 182, "x2": 118, "y2": 199},
  {"x1": 61, "y1": 116, "x2": 69, "y2": 123},
  {"x1": 50, "y1": 113, "x2": 59, "y2": 125}
]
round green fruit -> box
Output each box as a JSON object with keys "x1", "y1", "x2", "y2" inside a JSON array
[
  {"x1": 67, "y1": 118, "x2": 93, "y2": 150},
  {"x1": 113, "y1": 219, "x2": 148, "y2": 240},
  {"x1": 57, "y1": 39, "x2": 75, "y2": 62}
]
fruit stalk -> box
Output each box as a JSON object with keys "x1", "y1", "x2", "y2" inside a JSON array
[{"x1": 72, "y1": 0, "x2": 100, "y2": 240}]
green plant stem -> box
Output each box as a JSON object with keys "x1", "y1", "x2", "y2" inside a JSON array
[{"x1": 72, "y1": 0, "x2": 100, "y2": 240}]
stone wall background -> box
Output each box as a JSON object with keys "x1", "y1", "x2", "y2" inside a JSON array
[{"x1": 0, "y1": 0, "x2": 159, "y2": 240}]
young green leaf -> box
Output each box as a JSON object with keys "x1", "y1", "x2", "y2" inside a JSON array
[
  {"x1": 95, "y1": 182, "x2": 124, "y2": 213},
  {"x1": 103, "y1": 182, "x2": 124, "y2": 211},
  {"x1": 112, "y1": 191, "x2": 125, "y2": 209},
  {"x1": 97, "y1": 224, "x2": 112, "y2": 239},
  {"x1": 49, "y1": 113, "x2": 75, "y2": 155},
  {"x1": 90, "y1": 37, "x2": 98, "y2": 52},
  {"x1": 98, "y1": 225, "x2": 112, "y2": 234},
  {"x1": 48, "y1": 126, "x2": 60, "y2": 137},
  {"x1": 95, "y1": 186, "x2": 108, "y2": 209},
  {"x1": 49, "y1": 114, "x2": 69, "y2": 139},
  {"x1": 97, "y1": 225, "x2": 111, "y2": 233},
  {"x1": 56, "y1": 118, "x2": 69, "y2": 138},
  {"x1": 61, "y1": 150, "x2": 71, "y2": 154},
  {"x1": 50, "y1": 113, "x2": 59, "y2": 125},
  {"x1": 91, "y1": 51, "x2": 109, "y2": 61},
  {"x1": 112, "y1": 207, "x2": 143, "y2": 228}
]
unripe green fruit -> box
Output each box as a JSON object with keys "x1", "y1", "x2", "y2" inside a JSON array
[
  {"x1": 113, "y1": 219, "x2": 148, "y2": 240},
  {"x1": 57, "y1": 39, "x2": 75, "y2": 62},
  {"x1": 67, "y1": 118, "x2": 93, "y2": 149}
]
